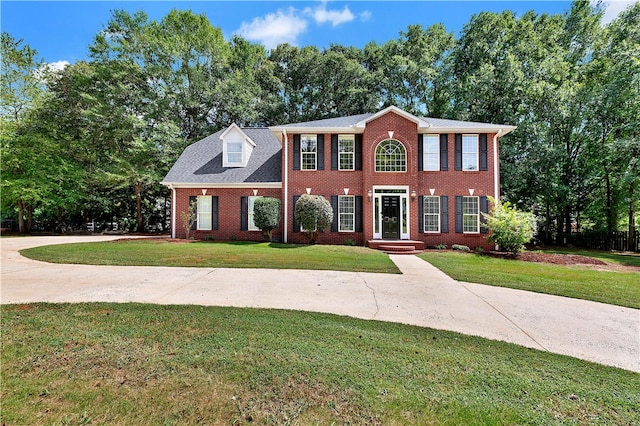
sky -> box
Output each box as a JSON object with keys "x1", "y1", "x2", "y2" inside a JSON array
[{"x1": 1, "y1": 1, "x2": 636, "y2": 70}]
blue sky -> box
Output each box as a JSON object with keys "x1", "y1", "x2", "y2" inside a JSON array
[{"x1": 1, "y1": 1, "x2": 635, "y2": 69}]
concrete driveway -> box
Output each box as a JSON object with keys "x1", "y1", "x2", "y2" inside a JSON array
[{"x1": 1, "y1": 235, "x2": 639, "y2": 373}]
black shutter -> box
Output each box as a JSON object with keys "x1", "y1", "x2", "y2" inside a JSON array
[
  {"x1": 480, "y1": 195, "x2": 489, "y2": 234},
  {"x1": 440, "y1": 134, "x2": 449, "y2": 171},
  {"x1": 418, "y1": 195, "x2": 424, "y2": 233},
  {"x1": 455, "y1": 196, "x2": 463, "y2": 233},
  {"x1": 454, "y1": 134, "x2": 462, "y2": 171},
  {"x1": 293, "y1": 134, "x2": 301, "y2": 170},
  {"x1": 240, "y1": 196, "x2": 248, "y2": 231},
  {"x1": 417, "y1": 134, "x2": 423, "y2": 171},
  {"x1": 331, "y1": 195, "x2": 338, "y2": 232},
  {"x1": 212, "y1": 196, "x2": 219, "y2": 230},
  {"x1": 317, "y1": 134, "x2": 325, "y2": 170},
  {"x1": 292, "y1": 195, "x2": 300, "y2": 232},
  {"x1": 480, "y1": 134, "x2": 488, "y2": 171},
  {"x1": 331, "y1": 134, "x2": 338, "y2": 170},
  {"x1": 189, "y1": 196, "x2": 197, "y2": 230},
  {"x1": 355, "y1": 196, "x2": 363, "y2": 232},
  {"x1": 440, "y1": 196, "x2": 449, "y2": 233},
  {"x1": 355, "y1": 134, "x2": 363, "y2": 170}
]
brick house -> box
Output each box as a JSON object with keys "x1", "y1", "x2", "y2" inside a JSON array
[{"x1": 162, "y1": 106, "x2": 516, "y2": 250}]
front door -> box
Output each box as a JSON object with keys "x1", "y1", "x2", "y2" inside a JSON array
[{"x1": 382, "y1": 196, "x2": 400, "y2": 239}]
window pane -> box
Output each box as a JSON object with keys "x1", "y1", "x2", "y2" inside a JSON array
[
  {"x1": 338, "y1": 196, "x2": 355, "y2": 232},
  {"x1": 301, "y1": 134, "x2": 317, "y2": 170},
  {"x1": 462, "y1": 196, "x2": 479, "y2": 233},
  {"x1": 197, "y1": 196, "x2": 212, "y2": 230},
  {"x1": 375, "y1": 140, "x2": 406, "y2": 172},
  {"x1": 227, "y1": 142, "x2": 242, "y2": 164},
  {"x1": 424, "y1": 196, "x2": 440, "y2": 232},
  {"x1": 462, "y1": 135, "x2": 478, "y2": 171},
  {"x1": 339, "y1": 135, "x2": 355, "y2": 170},
  {"x1": 423, "y1": 135, "x2": 439, "y2": 171}
]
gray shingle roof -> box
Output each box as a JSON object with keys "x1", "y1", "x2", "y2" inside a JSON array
[{"x1": 162, "y1": 128, "x2": 282, "y2": 185}]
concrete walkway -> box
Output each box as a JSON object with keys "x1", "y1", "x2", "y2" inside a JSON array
[{"x1": 1, "y1": 236, "x2": 639, "y2": 373}]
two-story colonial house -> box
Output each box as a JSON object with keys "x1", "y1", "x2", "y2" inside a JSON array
[{"x1": 162, "y1": 106, "x2": 516, "y2": 250}]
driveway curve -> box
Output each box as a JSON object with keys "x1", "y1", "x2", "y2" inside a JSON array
[{"x1": 2, "y1": 235, "x2": 638, "y2": 373}]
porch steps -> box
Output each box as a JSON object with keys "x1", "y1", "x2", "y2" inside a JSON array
[{"x1": 367, "y1": 240, "x2": 425, "y2": 255}]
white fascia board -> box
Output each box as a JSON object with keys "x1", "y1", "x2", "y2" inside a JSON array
[
  {"x1": 161, "y1": 182, "x2": 282, "y2": 189},
  {"x1": 423, "y1": 125, "x2": 517, "y2": 135},
  {"x1": 269, "y1": 126, "x2": 364, "y2": 134}
]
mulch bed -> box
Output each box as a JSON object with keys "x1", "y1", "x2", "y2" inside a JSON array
[{"x1": 486, "y1": 251, "x2": 607, "y2": 266}]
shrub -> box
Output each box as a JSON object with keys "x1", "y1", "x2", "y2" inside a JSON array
[
  {"x1": 482, "y1": 196, "x2": 535, "y2": 255},
  {"x1": 294, "y1": 194, "x2": 333, "y2": 244},
  {"x1": 253, "y1": 197, "x2": 281, "y2": 242},
  {"x1": 452, "y1": 244, "x2": 470, "y2": 252}
]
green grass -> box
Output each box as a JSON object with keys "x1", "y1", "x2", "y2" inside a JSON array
[
  {"x1": 21, "y1": 239, "x2": 400, "y2": 274},
  {"x1": 2, "y1": 303, "x2": 638, "y2": 425},
  {"x1": 419, "y1": 251, "x2": 640, "y2": 309}
]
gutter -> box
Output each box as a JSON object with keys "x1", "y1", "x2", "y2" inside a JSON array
[{"x1": 168, "y1": 184, "x2": 176, "y2": 239}]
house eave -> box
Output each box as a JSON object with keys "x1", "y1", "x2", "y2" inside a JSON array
[{"x1": 161, "y1": 182, "x2": 282, "y2": 189}]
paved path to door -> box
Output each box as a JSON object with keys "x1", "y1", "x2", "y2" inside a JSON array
[{"x1": 2, "y1": 236, "x2": 638, "y2": 372}]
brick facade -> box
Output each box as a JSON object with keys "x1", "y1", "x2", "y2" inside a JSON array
[{"x1": 167, "y1": 107, "x2": 512, "y2": 250}]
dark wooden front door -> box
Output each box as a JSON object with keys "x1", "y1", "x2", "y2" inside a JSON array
[{"x1": 382, "y1": 196, "x2": 400, "y2": 239}]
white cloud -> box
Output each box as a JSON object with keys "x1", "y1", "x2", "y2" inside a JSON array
[
  {"x1": 597, "y1": 0, "x2": 637, "y2": 24},
  {"x1": 46, "y1": 60, "x2": 70, "y2": 72},
  {"x1": 236, "y1": 7, "x2": 307, "y2": 49},
  {"x1": 307, "y1": 2, "x2": 355, "y2": 27},
  {"x1": 359, "y1": 10, "x2": 372, "y2": 22}
]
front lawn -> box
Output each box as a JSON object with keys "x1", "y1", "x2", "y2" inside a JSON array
[
  {"x1": 419, "y1": 251, "x2": 640, "y2": 309},
  {"x1": 2, "y1": 303, "x2": 638, "y2": 425},
  {"x1": 21, "y1": 239, "x2": 400, "y2": 274}
]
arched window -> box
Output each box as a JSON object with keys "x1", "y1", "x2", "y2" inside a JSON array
[{"x1": 375, "y1": 139, "x2": 406, "y2": 172}]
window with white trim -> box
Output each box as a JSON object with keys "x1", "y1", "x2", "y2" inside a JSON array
[
  {"x1": 301, "y1": 134, "x2": 317, "y2": 170},
  {"x1": 463, "y1": 196, "x2": 479, "y2": 233},
  {"x1": 248, "y1": 196, "x2": 261, "y2": 231},
  {"x1": 375, "y1": 139, "x2": 406, "y2": 172},
  {"x1": 338, "y1": 135, "x2": 355, "y2": 170},
  {"x1": 338, "y1": 195, "x2": 355, "y2": 232},
  {"x1": 423, "y1": 196, "x2": 440, "y2": 233},
  {"x1": 462, "y1": 135, "x2": 479, "y2": 171},
  {"x1": 226, "y1": 142, "x2": 243, "y2": 164},
  {"x1": 197, "y1": 195, "x2": 212, "y2": 230},
  {"x1": 423, "y1": 135, "x2": 439, "y2": 171}
]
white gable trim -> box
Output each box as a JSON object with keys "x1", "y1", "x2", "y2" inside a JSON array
[
  {"x1": 220, "y1": 123, "x2": 257, "y2": 147},
  {"x1": 355, "y1": 105, "x2": 432, "y2": 130}
]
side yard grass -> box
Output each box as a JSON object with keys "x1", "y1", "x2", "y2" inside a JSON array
[
  {"x1": 418, "y1": 251, "x2": 640, "y2": 309},
  {"x1": 2, "y1": 303, "x2": 639, "y2": 425},
  {"x1": 20, "y1": 239, "x2": 400, "y2": 274}
]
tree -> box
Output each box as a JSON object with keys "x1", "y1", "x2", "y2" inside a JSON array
[
  {"x1": 180, "y1": 199, "x2": 197, "y2": 240},
  {"x1": 483, "y1": 197, "x2": 535, "y2": 255},
  {"x1": 294, "y1": 194, "x2": 333, "y2": 244},
  {"x1": 253, "y1": 197, "x2": 281, "y2": 241}
]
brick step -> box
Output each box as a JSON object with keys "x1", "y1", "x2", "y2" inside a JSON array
[
  {"x1": 367, "y1": 240, "x2": 426, "y2": 251},
  {"x1": 378, "y1": 245, "x2": 416, "y2": 252}
]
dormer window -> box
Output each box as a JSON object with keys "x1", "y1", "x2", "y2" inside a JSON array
[{"x1": 221, "y1": 123, "x2": 256, "y2": 168}]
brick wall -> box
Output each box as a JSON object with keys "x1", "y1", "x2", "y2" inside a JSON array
[{"x1": 172, "y1": 111, "x2": 500, "y2": 250}]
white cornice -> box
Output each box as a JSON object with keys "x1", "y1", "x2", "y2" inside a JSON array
[{"x1": 161, "y1": 182, "x2": 282, "y2": 189}]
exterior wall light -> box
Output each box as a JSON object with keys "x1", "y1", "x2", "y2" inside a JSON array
[
  {"x1": 411, "y1": 190, "x2": 417, "y2": 201},
  {"x1": 368, "y1": 189, "x2": 373, "y2": 202}
]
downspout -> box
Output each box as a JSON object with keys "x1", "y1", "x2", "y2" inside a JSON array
[
  {"x1": 493, "y1": 130, "x2": 504, "y2": 251},
  {"x1": 169, "y1": 184, "x2": 176, "y2": 239},
  {"x1": 493, "y1": 129, "x2": 504, "y2": 203},
  {"x1": 283, "y1": 130, "x2": 288, "y2": 243}
]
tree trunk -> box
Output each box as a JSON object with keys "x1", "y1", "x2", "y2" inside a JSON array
[
  {"x1": 27, "y1": 204, "x2": 33, "y2": 233},
  {"x1": 628, "y1": 180, "x2": 636, "y2": 252},
  {"x1": 17, "y1": 199, "x2": 26, "y2": 233},
  {"x1": 135, "y1": 181, "x2": 143, "y2": 232}
]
